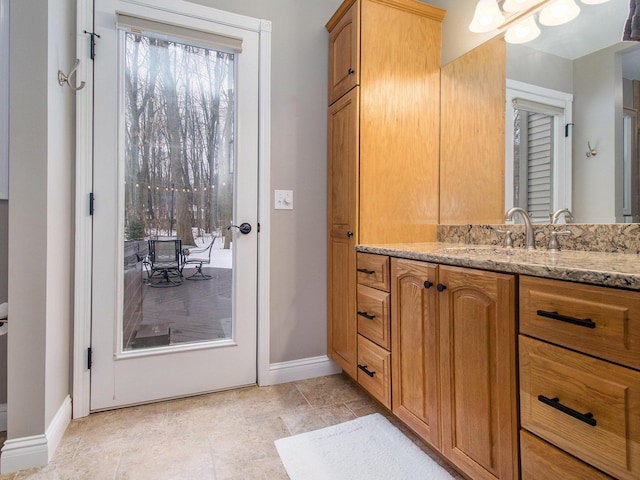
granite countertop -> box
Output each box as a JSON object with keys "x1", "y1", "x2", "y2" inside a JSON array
[{"x1": 356, "y1": 242, "x2": 640, "y2": 291}]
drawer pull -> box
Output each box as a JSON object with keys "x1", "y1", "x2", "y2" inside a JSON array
[
  {"x1": 357, "y1": 364, "x2": 376, "y2": 378},
  {"x1": 537, "y1": 395, "x2": 597, "y2": 426},
  {"x1": 357, "y1": 268, "x2": 375, "y2": 275},
  {"x1": 357, "y1": 311, "x2": 375, "y2": 320},
  {"x1": 536, "y1": 310, "x2": 596, "y2": 329}
]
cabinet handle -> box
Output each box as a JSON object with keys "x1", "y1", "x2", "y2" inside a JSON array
[
  {"x1": 357, "y1": 268, "x2": 375, "y2": 274},
  {"x1": 424, "y1": 280, "x2": 433, "y2": 289},
  {"x1": 536, "y1": 310, "x2": 596, "y2": 329},
  {"x1": 357, "y1": 311, "x2": 375, "y2": 320},
  {"x1": 347, "y1": 231, "x2": 354, "y2": 237},
  {"x1": 357, "y1": 364, "x2": 375, "y2": 377},
  {"x1": 537, "y1": 395, "x2": 597, "y2": 426},
  {"x1": 437, "y1": 283, "x2": 447, "y2": 292},
  {"x1": 348, "y1": 68, "x2": 355, "y2": 75}
]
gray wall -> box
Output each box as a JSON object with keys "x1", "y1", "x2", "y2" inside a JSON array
[
  {"x1": 7, "y1": 0, "x2": 73, "y2": 439},
  {"x1": 191, "y1": 0, "x2": 342, "y2": 363},
  {"x1": 0, "y1": 201, "x2": 7, "y2": 405}
]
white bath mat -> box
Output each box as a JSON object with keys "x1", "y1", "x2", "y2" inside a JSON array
[{"x1": 274, "y1": 413, "x2": 455, "y2": 480}]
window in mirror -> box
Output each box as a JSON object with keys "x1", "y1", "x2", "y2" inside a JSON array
[
  {"x1": 506, "y1": 80, "x2": 573, "y2": 223},
  {"x1": 623, "y1": 108, "x2": 639, "y2": 222}
]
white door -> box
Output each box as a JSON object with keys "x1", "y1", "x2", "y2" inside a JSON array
[{"x1": 90, "y1": 0, "x2": 259, "y2": 410}]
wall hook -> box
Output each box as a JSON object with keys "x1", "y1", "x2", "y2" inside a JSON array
[
  {"x1": 586, "y1": 141, "x2": 597, "y2": 157},
  {"x1": 57, "y1": 59, "x2": 85, "y2": 91}
]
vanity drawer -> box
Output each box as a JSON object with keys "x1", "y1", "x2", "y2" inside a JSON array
[
  {"x1": 520, "y1": 430, "x2": 614, "y2": 480},
  {"x1": 357, "y1": 335, "x2": 391, "y2": 409},
  {"x1": 519, "y1": 335, "x2": 640, "y2": 480},
  {"x1": 520, "y1": 275, "x2": 640, "y2": 370},
  {"x1": 357, "y1": 284, "x2": 390, "y2": 350},
  {"x1": 356, "y1": 253, "x2": 390, "y2": 292}
]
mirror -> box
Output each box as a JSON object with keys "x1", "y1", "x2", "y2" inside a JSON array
[{"x1": 505, "y1": 0, "x2": 640, "y2": 223}]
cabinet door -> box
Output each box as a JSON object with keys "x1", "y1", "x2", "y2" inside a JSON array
[
  {"x1": 327, "y1": 87, "x2": 359, "y2": 378},
  {"x1": 327, "y1": 0, "x2": 359, "y2": 105},
  {"x1": 391, "y1": 258, "x2": 440, "y2": 449},
  {"x1": 439, "y1": 266, "x2": 518, "y2": 480}
]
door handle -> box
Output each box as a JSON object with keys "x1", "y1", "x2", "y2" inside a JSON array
[{"x1": 228, "y1": 223, "x2": 252, "y2": 235}]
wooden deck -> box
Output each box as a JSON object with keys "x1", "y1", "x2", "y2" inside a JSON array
[{"x1": 124, "y1": 266, "x2": 232, "y2": 350}]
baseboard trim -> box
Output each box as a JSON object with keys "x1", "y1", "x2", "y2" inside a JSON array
[
  {"x1": 0, "y1": 403, "x2": 6, "y2": 431},
  {"x1": 0, "y1": 395, "x2": 71, "y2": 474},
  {"x1": 265, "y1": 355, "x2": 341, "y2": 385}
]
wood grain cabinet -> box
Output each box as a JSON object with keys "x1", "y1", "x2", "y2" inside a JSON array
[
  {"x1": 391, "y1": 259, "x2": 518, "y2": 480},
  {"x1": 519, "y1": 276, "x2": 640, "y2": 480},
  {"x1": 355, "y1": 253, "x2": 391, "y2": 408},
  {"x1": 326, "y1": 0, "x2": 444, "y2": 379}
]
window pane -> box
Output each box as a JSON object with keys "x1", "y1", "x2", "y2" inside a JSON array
[{"x1": 122, "y1": 32, "x2": 235, "y2": 351}]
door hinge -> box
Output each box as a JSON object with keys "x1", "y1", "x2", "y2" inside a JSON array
[
  {"x1": 257, "y1": 222, "x2": 261, "y2": 233},
  {"x1": 83, "y1": 30, "x2": 101, "y2": 61},
  {"x1": 89, "y1": 193, "x2": 95, "y2": 215},
  {"x1": 87, "y1": 347, "x2": 93, "y2": 370}
]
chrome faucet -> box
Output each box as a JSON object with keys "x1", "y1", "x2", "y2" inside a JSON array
[
  {"x1": 551, "y1": 208, "x2": 574, "y2": 224},
  {"x1": 505, "y1": 207, "x2": 536, "y2": 250}
]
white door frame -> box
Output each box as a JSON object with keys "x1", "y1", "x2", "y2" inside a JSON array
[{"x1": 72, "y1": 0, "x2": 271, "y2": 418}]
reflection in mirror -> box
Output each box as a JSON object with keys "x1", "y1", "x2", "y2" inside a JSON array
[
  {"x1": 506, "y1": 80, "x2": 572, "y2": 223},
  {"x1": 623, "y1": 108, "x2": 639, "y2": 221},
  {"x1": 505, "y1": 0, "x2": 640, "y2": 223}
]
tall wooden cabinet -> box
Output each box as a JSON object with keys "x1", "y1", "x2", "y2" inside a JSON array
[
  {"x1": 326, "y1": 0, "x2": 445, "y2": 378},
  {"x1": 391, "y1": 259, "x2": 518, "y2": 480}
]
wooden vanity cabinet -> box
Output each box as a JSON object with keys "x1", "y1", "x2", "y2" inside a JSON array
[
  {"x1": 391, "y1": 259, "x2": 518, "y2": 480},
  {"x1": 391, "y1": 258, "x2": 440, "y2": 447},
  {"x1": 328, "y1": 0, "x2": 359, "y2": 105},
  {"x1": 326, "y1": 0, "x2": 444, "y2": 380},
  {"x1": 439, "y1": 266, "x2": 518, "y2": 480},
  {"x1": 356, "y1": 253, "x2": 391, "y2": 408},
  {"x1": 519, "y1": 276, "x2": 640, "y2": 480}
]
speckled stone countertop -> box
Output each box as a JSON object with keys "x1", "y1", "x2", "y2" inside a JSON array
[{"x1": 356, "y1": 242, "x2": 640, "y2": 291}]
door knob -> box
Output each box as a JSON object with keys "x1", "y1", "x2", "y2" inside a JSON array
[{"x1": 228, "y1": 223, "x2": 252, "y2": 234}]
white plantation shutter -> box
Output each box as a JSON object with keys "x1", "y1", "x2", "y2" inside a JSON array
[{"x1": 525, "y1": 112, "x2": 553, "y2": 221}]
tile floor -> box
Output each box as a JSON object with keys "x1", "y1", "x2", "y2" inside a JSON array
[{"x1": 0, "y1": 374, "x2": 463, "y2": 480}]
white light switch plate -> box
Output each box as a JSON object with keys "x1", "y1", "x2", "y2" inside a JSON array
[{"x1": 274, "y1": 189, "x2": 293, "y2": 210}]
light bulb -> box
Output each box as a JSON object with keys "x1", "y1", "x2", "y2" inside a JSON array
[
  {"x1": 539, "y1": 0, "x2": 580, "y2": 26},
  {"x1": 504, "y1": 16, "x2": 541, "y2": 43},
  {"x1": 503, "y1": 0, "x2": 541, "y2": 12},
  {"x1": 469, "y1": 0, "x2": 505, "y2": 33}
]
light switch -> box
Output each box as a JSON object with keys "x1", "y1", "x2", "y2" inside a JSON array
[{"x1": 274, "y1": 189, "x2": 293, "y2": 210}]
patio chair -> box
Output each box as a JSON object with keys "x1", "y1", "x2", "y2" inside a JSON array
[
  {"x1": 147, "y1": 237, "x2": 183, "y2": 287},
  {"x1": 181, "y1": 237, "x2": 216, "y2": 280}
]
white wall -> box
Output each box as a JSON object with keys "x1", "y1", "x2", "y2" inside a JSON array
[
  {"x1": 573, "y1": 45, "x2": 622, "y2": 223},
  {"x1": 507, "y1": 44, "x2": 573, "y2": 93},
  {"x1": 6, "y1": 0, "x2": 73, "y2": 450},
  {"x1": 426, "y1": 0, "x2": 494, "y2": 65},
  {"x1": 190, "y1": 0, "x2": 342, "y2": 363}
]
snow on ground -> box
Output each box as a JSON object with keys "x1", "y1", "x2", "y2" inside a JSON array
[{"x1": 182, "y1": 230, "x2": 232, "y2": 270}]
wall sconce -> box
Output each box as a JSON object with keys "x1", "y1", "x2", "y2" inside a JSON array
[
  {"x1": 538, "y1": 0, "x2": 580, "y2": 26},
  {"x1": 505, "y1": 16, "x2": 541, "y2": 43},
  {"x1": 469, "y1": 0, "x2": 505, "y2": 33}
]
